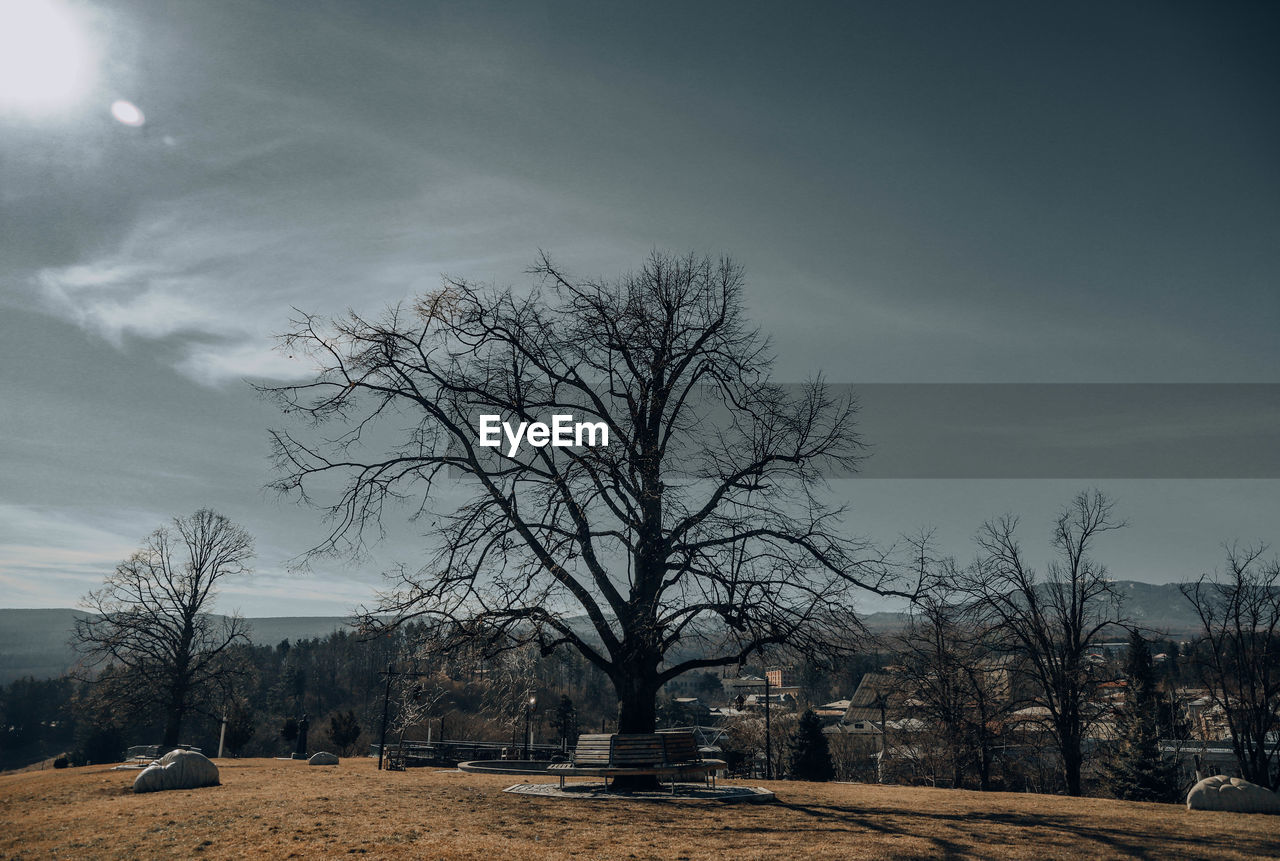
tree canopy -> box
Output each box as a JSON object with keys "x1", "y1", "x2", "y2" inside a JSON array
[{"x1": 263, "y1": 251, "x2": 898, "y2": 737}]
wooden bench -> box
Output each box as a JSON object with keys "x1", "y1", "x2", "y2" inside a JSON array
[
  {"x1": 659, "y1": 731, "x2": 700, "y2": 765},
  {"x1": 546, "y1": 732, "x2": 725, "y2": 793}
]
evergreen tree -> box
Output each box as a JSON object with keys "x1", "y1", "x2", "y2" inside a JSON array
[
  {"x1": 222, "y1": 696, "x2": 256, "y2": 756},
  {"x1": 326, "y1": 709, "x2": 362, "y2": 755},
  {"x1": 1106, "y1": 632, "x2": 1181, "y2": 802},
  {"x1": 787, "y1": 709, "x2": 834, "y2": 781},
  {"x1": 550, "y1": 694, "x2": 579, "y2": 749}
]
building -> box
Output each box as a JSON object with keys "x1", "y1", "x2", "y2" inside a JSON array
[{"x1": 765, "y1": 667, "x2": 797, "y2": 688}]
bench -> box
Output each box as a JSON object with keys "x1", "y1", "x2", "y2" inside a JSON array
[{"x1": 546, "y1": 732, "x2": 726, "y2": 794}]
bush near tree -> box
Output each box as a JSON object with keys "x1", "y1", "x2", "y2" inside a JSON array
[
  {"x1": 326, "y1": 709, "x2": 362, "y2": 756},
  {"x1": 280, "y1": 716, "x2": 299, "y2": 744},
  {"x1": 222, "y1": 696, "x2": 256, "y2": 756}
]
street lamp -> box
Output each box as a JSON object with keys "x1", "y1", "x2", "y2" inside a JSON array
[{"x1": 524, "y1": 694, "x2": 537, "y2": 759}]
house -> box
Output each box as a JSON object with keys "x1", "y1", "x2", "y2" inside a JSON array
[
  {"x1": 842, "y1": 672, "x2": 900, "y2": 724},
  {"x1": 814, "y1": 699, "x2": 850, "y2": 722}
]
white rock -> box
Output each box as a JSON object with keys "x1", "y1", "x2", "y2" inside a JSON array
[
  {"x1": 132, "y1": 749, "x2": 220, "y2": 793},
  {"x1": 308, "y1": 751, "x2": 339, "y2": 766},
  {"x1": 1186, "y1": 775, "x2": 1280, "y2": 814}
]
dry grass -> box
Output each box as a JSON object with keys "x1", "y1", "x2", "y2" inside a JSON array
[{"x1": 1, "y1": 758, "x2": 1276, "y2": 860}]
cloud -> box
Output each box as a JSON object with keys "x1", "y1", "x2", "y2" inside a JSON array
[
  {"x1": 38, "y1": 262, "x2": 233, "y2": 344},
  {"x1": 0, "y1": 500, "x2": 396, "y2": 614},
  {"x1": 0, "y1": 504, "x2": 141, "y2": 605},
  {"x1": 27, "y1": 130, "x2": 634, "y2": 386},
  {"x1": 175, "y1": 340, "x2": 313, "y2": 385}
]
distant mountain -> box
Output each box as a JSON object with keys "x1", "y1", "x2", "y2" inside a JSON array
[
  {"x1": 1110, "y1": 579, "x2": 1205, "y2": 636},
  {"x1": 0, "y1": 609, "x2": 354, "y2": 685},
  {"x1": 0, "y1": 581, "x2": 1207, "y2": 683},
  {"x1": 0, "y1": 609, "x2": 91, "y2": 684},
  {"x1": 859, "y1": 581, "x2": 1208, "y2": 638},
  {"x1": 859, "y1": 611, "x2": 909, "y2": 632}
]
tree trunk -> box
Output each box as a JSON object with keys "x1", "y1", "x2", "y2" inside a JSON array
[
  {"x1": 162, "y1": 704, "x2": 184, "y2": 750},
  {"x1": 978, "y1": 742, "x2": 992, "y2": 792},
  {"x1": 616, "y1": 678, "x2": 658, "y2": 734},
  {"x1": 1062, "y1": 737, "x2": 1083, "y2": 797},
  {"x1": 609, "y1": 663, "x2": 662, "y2": 791}
]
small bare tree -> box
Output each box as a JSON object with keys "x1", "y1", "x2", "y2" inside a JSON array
[
  {"x1": 1180, "y1": 544, "x2": 1280, "y2": 789},
  {"x1": 892, "y1": 550, "x2": 1011, "y2": 791},
  {"x1": 963, "y1": 490, "x2": 1126, "y2": 796},
  {"x1": 74, "y1": 509, "x2": 254, "y2": 749},
  {"x1": 478, "y1": 646, "x2": 540, "y2": 749}
]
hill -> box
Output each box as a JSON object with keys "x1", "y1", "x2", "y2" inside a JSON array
[
  {"x1": 0, "y1": 609, "x2": 354, "y2": 684},
  {"x1": 1, "y1": 758, "x2": 1275, "y2": 859},
  {"x1": 0, "y1": 580, "x2": 1208, "y2": 684}
]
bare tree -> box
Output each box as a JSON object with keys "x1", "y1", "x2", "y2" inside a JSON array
[
  {"x1": 387, "y1": 673, "x2": 448, "y2": 763},
  {"x1": 476, "y1": 645, "x2": 539, "y2": 748},
  {"x1": 892, "y1": 551, "x2": 1011, "y2": 791},
  {"x1": 1180, "y1": 544, "x2": 1280, "y2": 789},
  {"x1": 261, "y1": 252, "x2": 897, "y2": 781},
  {"x1": 963, "y1": 490, "x2": 1126, "y2": 796},
  {"x1": 74, "y1": 509, "x2": 254, "y2": 749}
]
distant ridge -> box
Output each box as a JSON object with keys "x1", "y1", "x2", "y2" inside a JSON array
[
  {"x1": 0, "y1": 610, "x2": 355, "y2": 684},
  {"x1": 0, "y1": 580, "x2": 1208, "y2": 683}
]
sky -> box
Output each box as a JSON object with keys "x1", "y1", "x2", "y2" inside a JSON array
[{"x1": 1, "y1": 0, "x2": 1277, "y2": 616}]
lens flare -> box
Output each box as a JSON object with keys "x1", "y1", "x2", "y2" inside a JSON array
[{"x1": 110, "y1": 99, "x2": 145, "y2": 127}]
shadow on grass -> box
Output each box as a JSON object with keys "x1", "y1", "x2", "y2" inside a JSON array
[{"x1": 773, "y1": 799, "x2": 1267, "y2": 859}]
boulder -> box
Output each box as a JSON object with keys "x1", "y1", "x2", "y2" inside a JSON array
[
  {"x1": 1186, "y1": 775, "x2": 1280, "y2": 814},
  {"x1": 308, "y1": 751, "x2": 339, "y2": 766},
  {"x1": 132, "y1": 749, "x2": 220, "y2": 793}
]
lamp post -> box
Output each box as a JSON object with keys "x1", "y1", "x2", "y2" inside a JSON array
[{"x1": 524, "y1": 694, "x2": 537, "y2": 759}]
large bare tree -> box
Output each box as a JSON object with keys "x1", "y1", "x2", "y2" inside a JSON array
[
  {"x1": 74, "y1": 509, "x2": 254, "y2": 749},
  {"x1": 1180, "y1": 544, "x2": 1280, "y2": 789},
  {"x1": 962, "y1": 489, "x2": 1126, "y2": 796},
  {"x1": 263, "y1": 252, "x2": 896, "y2": 760}
]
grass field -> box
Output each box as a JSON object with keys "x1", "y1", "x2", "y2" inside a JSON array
[{"x1": 2, "y1": 757, "x2": 1276, "y2": 860}]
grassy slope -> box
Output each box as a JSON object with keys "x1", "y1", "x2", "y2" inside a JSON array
[{"x1": 1, "y1": 758, "x2": 1275, "y2": 860}]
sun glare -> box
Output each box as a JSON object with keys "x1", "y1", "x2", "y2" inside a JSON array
[
  {"x1": 110, "y1": 98, "x2": 143, "y2": 126},
  {"x1": 0, "y1": 0, "x2": 95, "y2": 114}
]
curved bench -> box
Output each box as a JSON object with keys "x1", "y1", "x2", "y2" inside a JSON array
[{"x1": 547, "y1": 732, "x2": 726, "y2": 793}]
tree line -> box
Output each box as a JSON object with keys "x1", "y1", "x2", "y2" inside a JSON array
[{"x1": 2, "y1": 504, "x2": 1275, "y2": 802}]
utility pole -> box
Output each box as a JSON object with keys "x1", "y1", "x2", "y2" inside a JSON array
[
  {"x1": 764, "y1": 670, "x2": 773, "y2": 780},
  {"x1": 377, "y1": 662, "x2": 393, "y2": 770},
  {"x1": 876, "y1": 691, "x2": 888, "y2": 784},
  {"x1": 735, "y1": 663, "x2": 776, "y2": 780}
]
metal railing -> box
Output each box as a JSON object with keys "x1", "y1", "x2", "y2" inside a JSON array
[{"x1": 372, "y1": 738, "x2": 565, "y2": 768}]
